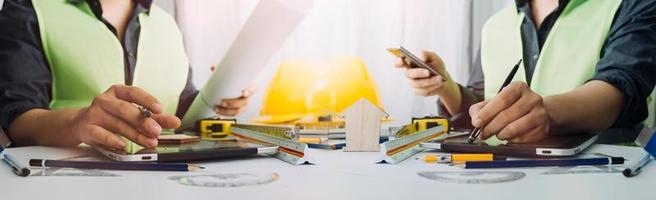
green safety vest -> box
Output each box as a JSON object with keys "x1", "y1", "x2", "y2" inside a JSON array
[
  {"x1": 482, "y1": 0, "x2": 656, "y2": 128},
  {"x1": 31, "y1": 0, "x2": 189, "y2": 115},
  {"x1": 481, "y1": 0, "x2": 621, "y2": 99}
]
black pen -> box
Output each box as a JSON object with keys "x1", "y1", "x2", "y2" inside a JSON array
[
  {"x1": 467, "y1": 59, "x2": 522, "y2": 144},
  {"x1": 29, "y1": 159, "x2": 204, "y2": 172}
]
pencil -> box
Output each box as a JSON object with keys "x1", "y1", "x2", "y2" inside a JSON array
[
  {"x1": 456, "y1": 157, "x2": 624, "y2": 169},
  {"x1": 421, "y1": 153, "x2": 506, "y2": 163},
  {"x1": 467, "y1": 59, "x2": 522, "y2": 144},
  {"x1": 29, "y1": 159, "x2": 204, "y2": 172}
]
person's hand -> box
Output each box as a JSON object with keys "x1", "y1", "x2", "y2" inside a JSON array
[
  {"x1": 209, "y1": 64, "x2": 255, "y2": 116},
  {"x1": 71, "y1": 85, "x2": 181, "y2": 150},
  {"x1": 469, "y1": 82, "x2": 550, "y2": 143},
  {"x1": 213, "y1": 87, "x2": 255, "y2": 116},
  {"x1": 395, "y1": 50, "x2": 452, "y2": 96}
]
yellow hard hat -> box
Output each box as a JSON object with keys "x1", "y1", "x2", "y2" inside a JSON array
[{"x1": 252, "y1": 56, "x2": 383, "y2": 124}]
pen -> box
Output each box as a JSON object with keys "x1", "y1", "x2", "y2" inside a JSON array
[
  {"x1": 29, "y1": 159, "x2": 204, "y2": 172},
  {"x1": 3, "y1": 154, "x2": 30, "y2": 177},
  {"x1": 420, "y1": 153, "x2": 506, "y2": 163},
  {"x1": 135, "y1": 104, "x2": 152, "y2": 118},
  {"x1": 456, "y1": 157, "x2": 624, "y2": 169},
  {"x1": 467, "y1": 59, "x2": 522, "y2": 144},
  {"x1": 622, "y1": 152, "x2": 652, "y2": 177}
]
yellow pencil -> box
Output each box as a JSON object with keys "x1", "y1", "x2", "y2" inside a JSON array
[
  {"x1": 298, "y1": 137, "x2": 322, "y2": 144},
  {"x1": 421, "y1": 154, "x2": 506, "y2": 163}
]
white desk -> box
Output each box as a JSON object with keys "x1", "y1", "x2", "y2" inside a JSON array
[{"x1": 0, "y1": 144, "x2": 653, "y2": 200}]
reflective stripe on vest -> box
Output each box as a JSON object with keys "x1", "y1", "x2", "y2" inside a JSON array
[{"x1": 31, "y1": 0, "x2": 189, "y2": 115}]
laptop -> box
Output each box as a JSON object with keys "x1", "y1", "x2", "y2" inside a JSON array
[
  {"x1": 421, "y1": 134, "x2": 598, "y2": 157},
  {"x1": 97, "y1": 139, "x2": 278, "y2": 162}
]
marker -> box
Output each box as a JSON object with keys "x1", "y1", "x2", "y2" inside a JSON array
[
  {"x1": 29, "y1": 159, "x2": 204, "y2": 172},
  {"x1": 622, "y1": 152, "x2": 652, "y2": 177},
  {"x1": 3, "y1": 154, "x2": 30, "y2": 177},
  {"x1": 468, "y1": 59, "x2": 522, "y2": 144},
  {"x1": 420, "y1": 153, "x2": 506, "y2": 163},
  {"x1": 456, "y1": 157, "x2": 625, "y2": 169}
]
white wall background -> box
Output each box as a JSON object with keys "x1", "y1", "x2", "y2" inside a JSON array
[{"x1": 157, "y1": 0, "x2": 511, "y2": 124}]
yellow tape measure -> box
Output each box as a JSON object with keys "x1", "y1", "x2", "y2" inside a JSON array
[{"x1": 197, "y1": 118, "x2": 236, "y2": 140}]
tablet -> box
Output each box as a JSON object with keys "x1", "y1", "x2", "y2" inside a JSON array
[
  {"x1": 420, "y1": 134, "x2": 598, "y2": 157},
  {"x1": 96, "y1": 140, "x2": 278, "y2": 162}
]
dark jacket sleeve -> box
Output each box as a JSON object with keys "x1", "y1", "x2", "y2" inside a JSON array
[
  {"x1": 591, "y1": 0, "x2": 656, "y2": 128},
  {"x1": 0, "y1": 0, "x2": 52, "y2": 133},
  {"x1": 437, "y1": 48, "x2": 484, "y2": 130}
]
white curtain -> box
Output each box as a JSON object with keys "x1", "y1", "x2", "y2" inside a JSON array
[{"x1": 172, "y1": 0, "x2": 511, "y2": 124}]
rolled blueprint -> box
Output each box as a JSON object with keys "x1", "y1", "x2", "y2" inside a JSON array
[{"x1": 182, "y1": 0, "x2": 314, "y2": 128}]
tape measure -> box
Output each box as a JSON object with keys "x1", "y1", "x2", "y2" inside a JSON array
[
  {"x1": 380, "y1": 126, "x2": 448, "y2": 164},
  {"x1": 392, "y1": 116, "x2": 449, "y2": 139},
  {"x1": 196, "y1": 118, "x2": 236, "y2": 140},
  {"x1": 412, "y1": 116, "x2": 449, "y2": 132},
  {"x1": 231, "y1": 126, "x2": 311, "y2": 165}
]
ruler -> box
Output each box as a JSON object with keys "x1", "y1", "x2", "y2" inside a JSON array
[
  {"x1": 379, "y1": 126, "x2": 447, "y2": 164},
  {"x1": 233, "y1": 124, "x2": 298, "y2": 140},
  {"x1": 418, "y1": 171, "x2": 525, "y2": 184},
  {"x1": 231, "y1": 126, "x2": 310, "y2": 165}
]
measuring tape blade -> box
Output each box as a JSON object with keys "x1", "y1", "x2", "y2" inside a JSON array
[
  {"x1": 231, "y1": 127, "x2": 310, "y2": 165},
  {"x1": 379, "y1": 126, "x2": 447, "y2": 164}
]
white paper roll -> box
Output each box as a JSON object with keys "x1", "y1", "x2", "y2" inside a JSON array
[{"x1": 182, "y1": 0, "x2": 314, "y2": 128}]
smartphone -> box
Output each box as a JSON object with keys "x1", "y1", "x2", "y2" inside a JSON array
[
  {"x1": 387, "y1": 46, "x2": 445, "y2": 79},
  {"x1": 95, "y1": 147, "x2": 158, "y2": 162}
]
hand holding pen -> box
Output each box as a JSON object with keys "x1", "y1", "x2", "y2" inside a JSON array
[
  {"x1": 467, "y1": 59, "x2": 550, "y2": 144},
  {"x1": 70, "y1": 85, "x2": 181, "y2": 150}
]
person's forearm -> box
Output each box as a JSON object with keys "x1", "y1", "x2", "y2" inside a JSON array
[
  {"x1": 8, "y1": 108, "x2": 82, "y2": 146},
  {"x1": 438, "y1": 80, "x2": 463, "y2": 115},
  {"x1": 544, "y1": 80, "x2": 624, "y2": 134}
]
